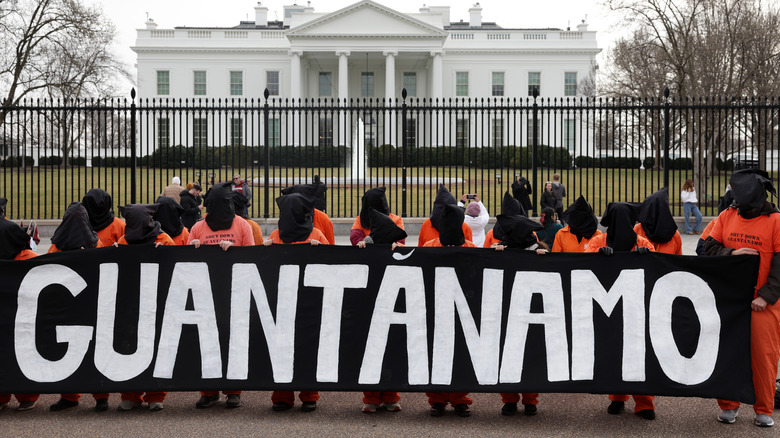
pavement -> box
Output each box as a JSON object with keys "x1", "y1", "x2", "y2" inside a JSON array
[{"x1": 6, "y1": 226, "x2": 779, "y2": 436}]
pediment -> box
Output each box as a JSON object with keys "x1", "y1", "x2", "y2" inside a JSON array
[{"x1": 286, "y1": 0, "x2": 447, "y2": 39}]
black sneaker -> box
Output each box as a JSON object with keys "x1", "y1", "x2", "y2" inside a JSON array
[
  {"x1": 636, "y1": 409, "x2": 656, "y2": 420},
  {"x1": 225, "y1": 394, "x2": 242, "y2": 409},
  {"x1": 50, "y1": 399, "x2": 79, "y2": 411},
  {"x1": 501, "y1": 402, "x2": 517, "y2": 416},
  {"x1": 429, "y1": 402, "x2": 446, "y2": 417},
  {"x1": 17, "y1": 401, "x2": 36, "y2": 411},
  {"x1": 94, "y1": 398, "x2": 109, "y2": 413},
  {"x1": 607, "y1": 401, "x2": 625, "y2": 415},
  {"x1": 524, "y1": 404, "x2": 538, "y2": 416},
  {"x1": 272, "y1": 401, "x2": 292, "y2": 411},
  {"x1": 195, "y1": 395, "x2": 220, "y2": 409},
  {"x1": 454, "y1": 404, "x2": 471, "y2": 417},
  {"x1": 301, "y1": 401, "x2": 317, "y2": 412}
]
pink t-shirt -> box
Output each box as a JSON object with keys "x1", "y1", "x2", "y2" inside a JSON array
[{"x1": 187, "y1": 216, "x2": 255, "y2": 246}]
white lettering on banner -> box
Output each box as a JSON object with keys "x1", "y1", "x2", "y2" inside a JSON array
[
  {"x1": 228, "y1": 264, "x2": 299, "y2": 382},
  {"x1": 500, "y1": 271, "x2": 570, "y2": 383},
  {"x1": 359, "y1": 266, "x2": 429, "y2": 385},
  {"x1": 304, "y1": 264, "x2": 370, "y2": 383},
  {"x1": 650, "y1": 272, "x2": 720, "y2": 385},
  {"x1": 432, "y1": 268, "x2": 503, "y2": 385},
  {"x1": 570, "y1": 269, "x2": 646, "y2": 381},
  {"x1": 94, "y1": 263, "x2": 159, "y2": 381},
  {"x1": 15, "y1": 264, "x2": 93, "y2": 382},
  {"x1": 153, "y1": 263, "x2": 222, "y2": 379}
]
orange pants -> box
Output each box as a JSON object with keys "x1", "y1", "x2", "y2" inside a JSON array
[
  {"x1": 609, "y1": 394, "x2": 655, "y2": 412},
  {"x1": 271, "y1": 391, "x2": 319, "y2": 405},
  {"x1": 500, "y1": 393, "x2": 539, "y2": 405},
  {"x1": 120, "y1": 392, "x2": 167, "y2": 403},
  {"x1": 426, "y1": 392, "x2": 472, "y2": 406},
  {"x1": 718, "y1": 304, "x2": 780, "y2": 415},
  {"x1": 200, "y1": 390, "x2": 242, "y2": 397},
  {"x1": 362, "y1": 392, "x2": 401, "y2": 405},
  {"x1": 0, "y1": 394, "x2": 39, "y2": 404},
  {"x1": 60, "y1": 393, "x2": 110, "y2": 402}
]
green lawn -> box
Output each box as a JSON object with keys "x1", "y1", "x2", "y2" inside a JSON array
[{"x1": 1, "y1": 166, "x2": 765, "y2": 220}]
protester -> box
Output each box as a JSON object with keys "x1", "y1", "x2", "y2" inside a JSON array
[
  {"x1": 0, "y1": 197, "x2": 6, "y2": 217},
  {"x1": 231, "y1": 191, "x2": 263, "y2": 245},
  {"x1": 160, "y1": 176, "x2": 184, "y2": 203},
  {"x1": 536, "y1": 207, "x2": 562, "y2": 249},
  {"x1": 82, "y1": 188, "x2": 126, "y2": 247},
  {"x1": 704, "y1": 168, "x2": 780, "y2": 428},
  {"x1": 418, "y1": 185, "x2": 473, "y2": 246},
  {"x1": 635, "y1": 188, "x2": 682, "y2": 255},
  {"x1": 154, "y1": 196, "x2": 189, "y2": 246},
  {"x1": 351, "y1": 187, "x2": 404, "y2": 246},
  {"x1": 551, "y1": 195, "x2": 602, "y2": 253},
  {"x1": 696, "y1": 189, "x2": 734, "y2": 256},
  {"x1": 282, "y1": 183, "x2": 334, "y2": 244},
  {"x1": 484, "y1": 191, "x2": 527, "y2": 248},
  {"x1": 230, "y1": 174, "x2": 252, "y2": 217},
  {"x1": 512, "y1": 176, "x2": 533, "y2": 216},
  {"x1": 551, "y1": 173, "x2": 567, "y2": 225},
  {"x1": 179, "y1": 183, "x2": 203, "y2": 229},
  {"x1": 459, "y1": 194, "x2": 489, "y2": 247},
  {"x1": 681, "y1": 179, "x2": 703, "y2": 235},
  {"x1": 540, "y1": 181, "x2": 557, "y2": 211}
]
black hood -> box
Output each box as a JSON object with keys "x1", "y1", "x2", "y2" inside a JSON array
[
  {"x1": 502, "y1": 191, "x2": 526, "y2": 216},
  {"x1": 430, "y1": 185, "x2": 457, "y2": 231},
  {"x1": 638, "y1": 188, "x2": 677, "y2": 244},
  {"x1": 563, "y1": 195, "x2": 599, "y2": 242},
  {"x1": 82, "y1": 188, "x2": 115, "y2": 231},
  {"x1": 120, "y1": 204, "x2": 162, "y2": 245},
  {"x1": 276, "y1": 193, "x2": 316, "y2": 243},
  {"x1": 154, "y1": 196, "x2": 185, "y2": 238},
  {"x1": 730, "y1": 169, "x2": 776, "y2": 216},
  {"x1": 496, "y1": 214, "x2": 544, "y2": 249},
  {"x1": 600, "y1": 202, "x2": 641, "y2": 251},
  {"x1": 51, "y1": 202, "x2": 99, "y2": 251},
  {"x1": 231, "y1": 191, "x2": 250, "y2": 219},
  {"x1": 717, "y1": 189, "x2": 735, "y2": 214},
  {"x1": 438, "y1": 203, "x2": 466, "y2": 246},
  {"x1": 204, "y1": 183, "x2": 235, "y2": 231},
  {"x1": 367, "y1": 208, "x2": 407, "y2": 244},
  {"x1": 359, "y1": 187, "x2": 390, "y2": 229},
  {"x1": 0, "y1": 197, "x2": 6, "y2": 217},
  {"x1": 0, "y1": 217, "x2": 31, "y2": 259},
  {"x1": 280, "y1": 181, "x2": 327, "y2": 212}
]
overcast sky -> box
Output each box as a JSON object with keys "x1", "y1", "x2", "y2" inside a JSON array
[{"x1": 85, "y1": 0, "x2": 619, "y2": 89}]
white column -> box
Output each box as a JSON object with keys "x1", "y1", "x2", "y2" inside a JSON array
[
  {"x1": 431, "y1": 51, "x2": 444, "y2": 145},
  {"x1": 288, "y1": 50, "x2": 302, "y2": 146},
  {"x1": 336, "y1": 51, "x2": 350, "y2": 146},
  {"x1": 383, "y1": 51, "x2": 397, "y2": 146}
]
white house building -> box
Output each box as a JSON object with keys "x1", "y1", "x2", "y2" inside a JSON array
[{"x1": 132, "y1": 0, "x2": 600, "y2": 151}]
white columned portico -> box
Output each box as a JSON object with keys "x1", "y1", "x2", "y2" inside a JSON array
[
  {"x1": 288, "y1": 50, "x2": 302, "y2": 146},
  {"x1": 336, "y1": 51, "x2": 350, "y2": 146},
  {"x1": 383, "y1": 50, "x2": 397, "y2": 145},
  {"x1": 431, "y1": 50, "x2": 444, "y2": 145}
]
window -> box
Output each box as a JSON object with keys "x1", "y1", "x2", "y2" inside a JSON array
[
  {"x1": 564, "y1": 72, "x2": 577, "y2": 96},
  {"x1": 230, "y1": 71, "x2": 243, "y2": 96},
  {"x1": 361, "y1": 72, "x2": 374, "y2": 97},
  {"x1": 564, "y1": 119, "x2": 576, "y2": 151},
  {"x1": 193, "y1": 118, "x2": 208, "y2": 147},
  {"x1": 157, "y1": 71, "x2": 170, "y2": 95},
  {"x1": 527, "y1": 117, "x2": 541, "y2": 146},
  {"x1": 492, "y1": 72, "x2": 505, "y2": 97},
  {"x1": 528, "y1": 72, "x2": 540, "y2": 96},
  {"x1": 269, "y1": 118, "x2": 281, "y2": 147},
  {"x1": 362, "y1": 112, "x2": 375, "y2": 147},
  {"x1": 318, "y1": 116, "x2": 333, "y2": 146},
  {"x1": 157, "y1": 118, "x2": 170, "y2": 148},
  {"x1": 456, "y1": 118, "x2": 469, "y2": 147},
  {"x1": 193, "y1": 71, "x2": 206, "y2": 96},
  {"x1": 492, "y1": 118, "x2": 504, "y2": 146},
  {"x1": 266, "y1": 71, "x2": 280, "y2": 96},
  {"x1": 231, "y1": 118, "x2": 243, "y2": 146},
  {"x1": 456, "y1": 72, "x2": 469, "y2": 97},
  {"x1": 319, "y1": 72, "x2": 332, "y2": 97},
  {"x1": 405, "y1": 117, "x2": 417, "y2": 147},
  {"x1": 403, "y1": 72, "x2": 417, "y2": 97}
]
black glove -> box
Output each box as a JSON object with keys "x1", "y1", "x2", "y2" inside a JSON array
[
  {"x1": 598, "y1": 246, "x2": 613, "y2": 256},
  {"x1": 635, "y1": 246, "x2": 650, "y2": 255}
]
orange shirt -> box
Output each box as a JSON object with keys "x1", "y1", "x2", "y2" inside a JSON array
[
  {"x1": 584, "y1": 233, "x2": 656, "y2": 253},
  {"x1": 48, "y1": 240, "x2": 106, "y2": 253},
  {"x1": 710, "y1": 209, "x2": 780, "y2": 293},
  {"x1": 423, "y1": 238, "x2": 477, "y2": 248},
  {"x1": 169, "y1": 228, "x2": 190, "y2": 246},
  {"x1": 118, "y1": 233, "x2": 175, "y2": 246},
  {"x1": 418, "y1": 218, "x2": 473, "y2": 247},
  {"x1": 268, "y1": 228, "x2": 330, "y2": 245},
  {"x1": 483, "y1": 229, "x2": 500, "y2": 248},
  {"x1": 243, "y1": 217, "x2": 264, "y2": 245},
  {"x1": 700, "y1": 218, "x2": 717, "y2": 241},
  {"x1": 551, "y1": 227, "x2": 603, "y2": 253},
  {"x1": 188, "y1": 216, "x2": 255, "y2": 247},
  {"x1": 314, "y1": 209, "x2": 335, "y2": 247},
  {"x1": 633, "y1": 224, "x2": 682, "y2": 255},
  {"x1": 14, "y1": 249, "x2": 38, "y2": 260},
  {"x1": 96, "y1": 218, "x2": 126, "y2": 247},
  {"x1": 351, "y1": 214, "x2": 405, "y2": 235}
]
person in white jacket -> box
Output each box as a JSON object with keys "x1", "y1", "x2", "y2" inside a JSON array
[
  {"x1": 459, "y1": 194, "x2": 489, "y2": 247},
  {"x1": 681, "y1": 179, "x2": 703, "y2": 234}
]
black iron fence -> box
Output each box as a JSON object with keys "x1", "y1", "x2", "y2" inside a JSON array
[{"x1": 1, "y1": 88, "x2": 778, "y2": 220}]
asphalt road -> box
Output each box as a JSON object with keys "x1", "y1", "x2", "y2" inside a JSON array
[{"x1": 5, "y1": 232, "x2": 778, "y2": 436}]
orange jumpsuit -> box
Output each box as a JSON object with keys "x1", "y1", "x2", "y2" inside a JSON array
[
  {"x1": 350, "y1": 214, "x2": 406, "y2": 245},
  {"x1": 700, "y1": 219, "x2": 716, "y2": 241},
  {"x1": 586, "y1": 233, "x2": 656, "y2": 412},
  {"x1": 551, "y1": 227, "x2": 603, "y2": 253},
  {"x1": 423, "y1": 238, "x2": 475, "y2": 407},
  {"x1": 314, "y1": 209, "x2": 334, "y2": 247},
  {"x1": 418, "y1": 218, "x2": 472, "y2": 247},
  {"x1": 483, "y1": 229, "x2": 500, "y2": 248},
  {"x1": 268, "y1": 227, "x2": 329, "y2": 406},
  {"x1": 633, "y1": 224, "x2": 682, "y2": 255},
  {"x1": 710, "y1": 209, "x2": 780, "y2": 416},
  {"x1": 243, "y1": 217, "x2": 264, "y2": 245},
  {"x1": 96, "y1": 218, "x2": 126, "y2": 247},
  {"x1": 168, "y1": 228, "x2": 190, "y2": 246}
]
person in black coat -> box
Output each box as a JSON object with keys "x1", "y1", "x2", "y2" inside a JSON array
[
  {"x1": 540, "y1": 181, "x2": 557, "y2": 211},
  {"x1": 179, "y1": 183, "x2": 203, "y2": 229}
]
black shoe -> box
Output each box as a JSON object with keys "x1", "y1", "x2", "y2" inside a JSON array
[
  {"x1": 607, "y1": 401, "x2": 625, "y2": 415},
  {"x1": 272, "y1": 401, "x2": 292, "y2": 412},
  {"x1": 50, "y1": 399, "x2": 79, "y2": 411},
  {"x1": 94, "y1": 398, "x2": 109, "y2": 412},
  {"x1": 636, "y1": 409, "x2": 656, "y2": 420},
  {"x1": 301, "y1": 401, "x2": 317, "y2": 412},
  {"x1": 430, "y1": 402, "x2": 446, "y2": 417},
  {"x1": 454, "y1": 404, "x2": 471, "y2": 417},
  {"x1": 524, "y1": 404, "x2": 538, "y2": 416},
  {"x1": 225, "y1": 394, "x2": 242, "y2": 409},
  {"x1": 195, "y1": 395, "x2": 220, "y2": 409},
  {"x1": 17, "y1": 401, "x2": 36, "y2": 411},
  {"x1": 501, "y1": 402, "x2": 517, "y2": 416}
]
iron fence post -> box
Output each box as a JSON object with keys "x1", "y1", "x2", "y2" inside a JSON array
[
  {"x1": 263, "y1": 88, "x2": 270, "y2": 218},
  {"x1": 532, "y1": 88, "x2": 539, "y2": 216},
  {"x1": 130, "y1": 88, "x2": 137, "y2": 204},
  {"x1": 663, "y1": 87, "x2": 670, "y2": 189},
  {"x1": 401, "y1": 88, "x2": 408, "y2": 217}
]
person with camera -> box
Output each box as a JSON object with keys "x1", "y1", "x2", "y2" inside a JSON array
[{"x1": 458, "y1": 193, "x2": 488, "y2": 247}]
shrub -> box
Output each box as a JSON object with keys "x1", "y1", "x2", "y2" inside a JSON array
[
  {"x1": 69, "y1": 156, "x2": 87, "y2": 166},
  {"x1": 642, "y1": 156, "x2": 655, "y2": 169}
]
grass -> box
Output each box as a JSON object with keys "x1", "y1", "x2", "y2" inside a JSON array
[{"x1": 2, "y1": 165, "x2": 770, "y2": 220}]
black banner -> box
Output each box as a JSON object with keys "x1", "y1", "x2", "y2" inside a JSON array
[{"x1": 0, "y1": 245, "x2": 759, "y2": 403}]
